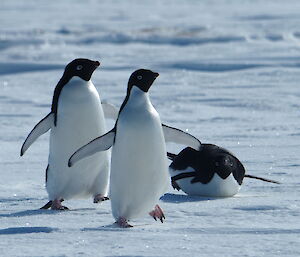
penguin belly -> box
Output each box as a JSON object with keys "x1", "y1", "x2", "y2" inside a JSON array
[
  {"x1": 46, "y1": 78, "x2": 109, "y2": 200},
  {"x1": 110, "y1": 100, "x2": 168, "y2": 220},
  {"x1": 169, "y1": 167, "x2": 240, "y2": 197}
]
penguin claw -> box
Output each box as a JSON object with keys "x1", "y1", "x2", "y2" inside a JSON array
[
  {"x1": 93, "y1": 194, "x2": 110, "y2": 203},
  {"x1": 40, "y1": 199, "x2": 64, "y2": 210},
  {"x1": 116, "y1": 217, "x2": 133, "y2": 228},
  {"x1": 149, "y1": 204, "x2": 165, "y2": 223},
  {"x1": 59, "y1": 206, "x2": 69, "y2": 211},
  {"x1": 51, "y1": 199, "x2": 69, "y2": 210},
  {"x1": 51, "y1": 205, "x2": 69, "y2": 211}
]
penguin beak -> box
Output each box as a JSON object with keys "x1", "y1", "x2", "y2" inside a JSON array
[
  {"x1": 153, "y1": 72, "x2": 159, "y2": 78},
  {"x1": 94, "y1": 61, "x2": 100, "y2": 67}
]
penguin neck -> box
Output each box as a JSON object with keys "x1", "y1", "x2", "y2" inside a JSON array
[
  {"x1": 69, "y1": 76, "x2": 89, "y2": 84},
  {"x1": 51, "y1": 76, "x2": 89, "y2": 126},
  {"x1": 119, "y1": 86, "x2": 152, "y2": 114},
  {"x1": 128, "y1": 86, "x2": 151, "y2": 104}
]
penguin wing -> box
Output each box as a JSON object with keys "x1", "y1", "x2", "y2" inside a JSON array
[
  {"x1": 162, "y1": 124, "x2": 201, "y2": 151},
  {"x1": 68, "y1": 128, "x2": 115, "y2": 167},
  {"x1": 20, "y1": 113, "x2": 54, "y2": 156},
  {"x1": 101, "y1": 101, "x2": 119, "y2": 120},
  {"x1": 167, "y1": 152, "x2": 177, "y2": 161}
]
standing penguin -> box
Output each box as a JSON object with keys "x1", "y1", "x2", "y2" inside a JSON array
[
  {"x1": 68, "y1": 69, "x2": 201, "y2": 227},
  {"x1": 21, "y1": 58, "x2": 111, "y2": 210},
  {"x1": 168, "y1": 144, "x2": 280, "y2": 197}
]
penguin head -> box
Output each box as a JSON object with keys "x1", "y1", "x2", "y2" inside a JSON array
[
  {"x1": 127, "y1": 69, "x2": 159, "y2": 93},
  {"x1": 63, "y1": 58, "x2": 100, "y2": 81}
]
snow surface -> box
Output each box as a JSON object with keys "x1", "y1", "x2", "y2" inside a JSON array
[{"x1": 0, "y1": 0, "x2": 299, "y2": 256}]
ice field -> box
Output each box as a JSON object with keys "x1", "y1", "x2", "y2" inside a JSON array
[{"x1": 0, "y1": 0, "x2": 299, "y2": 256}]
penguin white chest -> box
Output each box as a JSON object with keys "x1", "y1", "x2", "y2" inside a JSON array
[
  {"x1": 110, "y1": 87, "x2": 168, "y2": 220},
  {"x1": 47, "y1": 77, "x2": 109, "y2": 200},
  {"x1": 170, "y1": 167, "x2": 240, "y2": 197}
]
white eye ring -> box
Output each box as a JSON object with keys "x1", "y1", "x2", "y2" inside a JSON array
[
  {"x1": 137, "y1": 75, "x2": 142, "y2": 80},
  {"x1": 76, "y1": 65, "x2": 83, "y2": 70}
]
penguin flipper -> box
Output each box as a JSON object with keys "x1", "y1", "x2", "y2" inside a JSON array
[
  {"x1": 171, "y1": 180, "x2": 181, "y2": 191},
  {"x1": 101, "y1": 101, "x2": 119, "y2": 120},
  {"x1": 20, "y1": 113, "x2": 54, "y2": 156},
  {"x1": 167, "y1": 152, "x2": 177, "y2": 161},
  {"x1": 162, "y1": 124, "x2": 201, "y2": 151},
  {"x1": 68, "y1": 128, "x2": 115, "y2": 167}
]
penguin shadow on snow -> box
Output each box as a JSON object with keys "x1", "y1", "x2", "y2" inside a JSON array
[
  {"x1": 106, "y1": 255, "x2": 150, "y2": 257},
  {"x1": 0, "y1": 198, "x2": 98, "y2": 218},
  {"x1": 0, "y1": 226, "x2": 58, "y2": 235},
  {"x1": 82, "y1": 224, "x2": 126, "y2": 232},
  {"x1": 0, "y1": 208, "x2": 61, "y2": 218},
  {"x1": 0, "y1": 197, "x2": 61, "y2": 217},
  {"x1": 160, "y1": 193, "x2": 224, "y2": 203},
  {"x1": 106, "y1": 255, "x2": 154, "y2": 257},
  {"x1": 82, "y1": 221, "x2": 153, "y2": 231},
  {"x1": 0, "y1": 208, "x2": 101, "y2": 218}
]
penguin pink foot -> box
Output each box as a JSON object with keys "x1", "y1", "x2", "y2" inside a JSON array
[
  {"x1": 93, "y1": 194, "x2": 109, "y2": 203},
  {"x1": 115, "y1": 217, "x2": 133, "y2": 228},
  {"x1": 149, "y1": 204, "x2": 165, "y2": 223},
  {"x1": 51, "y1": 198, "x2": 69, "y2": 210}
]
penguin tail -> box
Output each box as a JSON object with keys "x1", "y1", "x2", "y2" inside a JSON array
[
  {"x1": 244, "y1": 174, "x2": 281, "y2": 184},
  {"x1": 40, "y1": 201, "x2": 52, "y2": 209},
  {"x1": 167, "y1": 152, "x2": 177, "y2": 161}
]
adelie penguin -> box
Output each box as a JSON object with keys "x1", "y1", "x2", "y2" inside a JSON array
[
  {"x1": 20, "y1": 58, "x2": 115, "y2": 210},
  {"x1": 68, "y1": 69, "x2": 201, "y2": 227},
  {"x1": 168, "y1": 144, "x2": 280, "y2": 197}
]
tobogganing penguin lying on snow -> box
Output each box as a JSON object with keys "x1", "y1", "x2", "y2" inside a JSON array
[{"x1": 168, "y1": 144, "x2": 280, "y2": 197}]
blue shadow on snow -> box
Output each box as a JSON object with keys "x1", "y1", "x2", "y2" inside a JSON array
[
  {"x1": 160, "y1": 193, "x2": 219, "y2": 203},
  {"x1": 0, "y1": 227, "x2": 58, "y2": 235}
]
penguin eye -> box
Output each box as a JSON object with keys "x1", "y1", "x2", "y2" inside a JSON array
[
  {"x1": 76, "y1": 65, "x2": 83, "y2": 71},
  {"x1": 137, "y1": 75, "x2": 142, "y2": 80}
]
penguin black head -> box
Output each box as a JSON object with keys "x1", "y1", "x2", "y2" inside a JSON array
[
  {"x1": 51, "y1": 58, "x2": 100, "y2": 126},
  {"x1": 127, "y1": 69, "x2": 159, "y2": 93},
  {"x1": 63, "y1": 58, "x2": 100, "y2": 81},
  {"x1": 169, "y1": 145, "x2": 246, "y2": 186}
]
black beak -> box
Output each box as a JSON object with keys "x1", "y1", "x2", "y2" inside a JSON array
[
  {"x1": 94, "y1": 61, "x2": 100, "y2": 67},
  {"x1": 153, "y1": 72, "x2": 159, "y2": 78}
]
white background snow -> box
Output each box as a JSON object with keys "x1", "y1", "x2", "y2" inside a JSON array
[{"x1": 0, "y1": 0, "x2": 299, "y2": 256}]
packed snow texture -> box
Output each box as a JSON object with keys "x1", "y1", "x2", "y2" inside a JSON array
[{"x1": 0, "y1": 0, "x2": 299, "y2": 256}]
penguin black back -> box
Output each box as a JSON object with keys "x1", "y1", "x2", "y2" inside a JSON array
[
  {"x1": 51, "y1": 58, "x2": 100, "y2": 125},
  {"x1": 169, "y1": 145, "x2": 246, "y2": 185}
]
